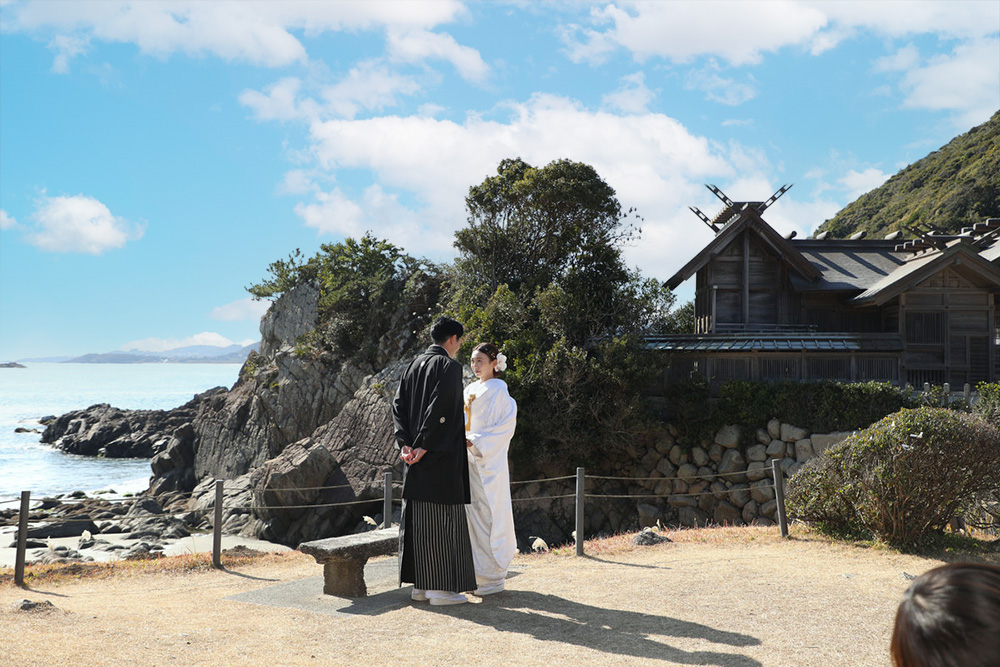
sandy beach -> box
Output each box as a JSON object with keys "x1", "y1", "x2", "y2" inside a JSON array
[{"x1": 5, "y1": 525, "x2": 995, "y2": 667}]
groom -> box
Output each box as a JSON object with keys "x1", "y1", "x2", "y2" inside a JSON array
[{"x1": 392, "y1": 316, "x2": 477, "y2": 606}]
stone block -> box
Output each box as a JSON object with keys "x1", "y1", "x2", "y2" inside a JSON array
[
  {"x1": 755, "y1": 428, "x2": 771, "y2": 445},
  {"x1": 718, "y1": 449, "x2": 747, "y2": 483},
  {"x1": 710, "y1": 481, "x2": 728, "y2": 499},
  {"x1": 656, "y1": 458, "x2": 676, "y2": 478},
  {"x1": 640, "y1": 449, "x2": 660, "y2": 471},
  {"x1": 714, "y1": 501, "x2": 743, "y2": 526},
  {"x1": 788, "y1": 462, "x2": 805, "y2": 478},
  {"x1": 655, "y1": 478, "x2": 673, "y2": 497},
  {"x1": 780, "y1": 457, "x2": 796, "y2": 474},
  {"x1": 761, "y1": 499, "x2": 778, "y2": 517},
  {"x1": 669, "y1": 444, "x2": 685, "y2": 466},
  {"x1": 715, "y1": 424, "x2": 741, "y2": 448},
  {"x1": 746, "y1": 461, "x2": 769, "y2": 481},
  {"x1": 751, "y1": 479, "x2": 775, "y2": 503},
  {"x1": 667, "y1": 495, "x2": 697, "y2": 508},
  {"x1": 691, "y1": 446, "x2": 710, "y2": 467},
  {"x1": 677, "y1": 463, "x2": 699, "y2": 482},
  {"x1": 699, "y1": 492, "x2": 718, "y2": 513},
  {"x1": 697, "y1": 466, "x2": 715, "y2": 480},
  {"x1": 678, "y1": 506, "x2": 710, "y2": 528},
  {"x1": 728, "y1": 483, "x2": 751, "y2": 507},
  {"x1": 742, "y1": 499, "x2": 758, "y2": 524},
  {"x1": 781, "y1": 423, "x2": 810, "y2": 442},
  {"x1": 767, "y1": 418, "x2": 781, "y2": 439},
  {"x1": 673, "y1": 479, "x2": 689, "y2": 494},
  {"x1": 766, "y1": 439, "x2": 786, "y2": 457},
  {"x1": 810, "y1": 432, "x2": 852, "y2": 456},
  {"x1": 637, "y1": 503, "x2": 662, "y2": 528},
  {"x1": 746, "y1": 444, "x2": 767, "y2": 462},
  {"x1": 795, "y1": 438, "x2": 814, "y2": 463},
  {"x1": 654, "y1": 434, "x2": 675, "y2": 455},
  {"x1": 708, "y1": 444, "x2": 724, "y2": 462}
]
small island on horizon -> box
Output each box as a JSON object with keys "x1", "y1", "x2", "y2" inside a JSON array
[{"x1": 0, "y1": 361, "x2": 27, "y2": 368}]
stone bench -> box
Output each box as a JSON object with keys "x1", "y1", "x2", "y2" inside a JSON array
[{"x1": 298, "y1": 526, "x2": 399, "y2": 597}]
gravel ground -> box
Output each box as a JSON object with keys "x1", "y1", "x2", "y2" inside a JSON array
[{"x1": 2, "y1": 526, "x2": 995, "y2": 667}]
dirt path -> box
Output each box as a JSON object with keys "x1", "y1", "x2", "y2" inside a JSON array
[{"x1": 2, "y1": 527, "x2": 994, "y2": 667}]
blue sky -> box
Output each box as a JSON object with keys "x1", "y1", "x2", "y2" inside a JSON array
[{"x1": 1, "y1": 1, "x2": 998, "y2": 361}]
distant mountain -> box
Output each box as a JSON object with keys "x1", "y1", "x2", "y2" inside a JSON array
[
  {"x1": 14, "y1": 356, "x2": 75, "y2": 363},
  {"x1": 816, "y1": 110, "x2": 1000, "y2": 239},
  {"x1": 63, "y1": 343, "x2": 258, "y2": 364}
]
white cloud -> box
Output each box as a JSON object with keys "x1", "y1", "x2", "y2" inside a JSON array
[
  {"x1": 209, "y1": 297, "x2": 273, "y2": 322},
  {"x1": 277, "y1": 169, "x2": 318, "y2": 195},
  {"x1": 0, "y1": 209, "x2": 17, "y2": 230},
  {"x1": 241, "y1": 62, "x2": 422, "y2": 122},
  {"x1": 896, "y1": 38, "x2": 1000, "y2": 127},
  {"x1": 685, "y1": 61, "x2": 757, "y2": 106},
  {"x1": 319, "y1": 60, "x2": 422, "y2": 118},
  {"x1": 721, "y1": 118, "x2": 754, "y2": 127},
  {"x1": 563, "y1": 1, "x2": 828, "y2": 66},
  {"x1": 119, "y1": 331, "x2": 254, "y2": 353},
  {"x1": 875, "y1": 44, "x2": 920, "y2": 73},
  {"x1": 48, "y1": 33, "x2": 90, "y2": 73},
  {"x1": 387, "y1": 28, "x2": 490, "y2": 83},
  {"x1": 6, "y1": 0, "x2": 472, "y2": 70},
  {"x1": 25, "y1": 194, "x2": 144, "y2": 254},
  {"x1": 839, "y1": 167, "x2": 891, "y2": 200},
  {"x1": 289, "y1": 93, "x2": 837, "y2": 281},
  {"x1": 602, "y1": 71, "x2": 655, "y2": 113}
]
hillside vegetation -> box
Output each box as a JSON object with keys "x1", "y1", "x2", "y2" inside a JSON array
[{"x1": 817, "y1": 110, "x2": 1000, "y2": 239}]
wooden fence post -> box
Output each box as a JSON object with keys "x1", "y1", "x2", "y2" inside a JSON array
[
  {"x1": 14, "y1": 491, "x2": 30, "y2": 587},
  {"x1": 772, "y1": 459, "x2": 788, "y2": 538},
  {"x1": 575, "y1": 467, "x2": 585, "y2": 556},
  {"x1": 212, "y1": 479, "x2": 224, "y2": 568},
  {"x1": 383, "y1": 471, "x2": 393, "y2": 528},
  {"x1": 964, "y1": 383, "x2": 971, "y2": 404}
]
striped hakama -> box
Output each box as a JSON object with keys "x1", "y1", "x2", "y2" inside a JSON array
[{"x1": 399, "y1": 499, "x2": 477, "y2": 593}]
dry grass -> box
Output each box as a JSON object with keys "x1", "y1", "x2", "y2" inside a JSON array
[{"x1": 2, "y1": 525, "x2": 998, "y2": 667}]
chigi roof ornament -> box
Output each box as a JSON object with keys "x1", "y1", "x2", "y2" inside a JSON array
[{"x1": 689, "y1": 183, "x2": 793, "y2": 235}]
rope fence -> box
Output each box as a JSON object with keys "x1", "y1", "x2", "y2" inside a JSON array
[{"x1": 6, "y1": 461, "x2": 790, "y2": 587}]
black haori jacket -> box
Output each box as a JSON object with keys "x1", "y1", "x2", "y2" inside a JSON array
[{"x1": 392, "y1": 345, "x2": 471, "y2": 505}]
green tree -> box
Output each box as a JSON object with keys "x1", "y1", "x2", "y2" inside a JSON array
[
  {"x1": 247, "y1": 233, "x2": 442, "y2": 367},
  {"x1": 451, "y1": 158, "x2": 675, "y2": 470}
]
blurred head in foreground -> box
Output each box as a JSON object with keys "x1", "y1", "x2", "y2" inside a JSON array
[{"x1": 891, "y1": 562, "x2": 1000, "y2": 667}]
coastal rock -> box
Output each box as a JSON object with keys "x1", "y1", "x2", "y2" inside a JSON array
[{"x1": 632, "y1": 529, "x2": 670, "y2": 546}]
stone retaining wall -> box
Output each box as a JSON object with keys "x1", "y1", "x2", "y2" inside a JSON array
[{"x1": 511, "y1": 420, "x2": 854, "y2": 545}]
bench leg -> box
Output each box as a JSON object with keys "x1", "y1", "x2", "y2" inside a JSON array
[{"x1": 322, "y1": 556, "x2": 369, "y2": 597}]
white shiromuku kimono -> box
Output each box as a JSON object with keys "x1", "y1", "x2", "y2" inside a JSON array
[{"x1": 464, "y1": 377, "x2": 517, "y2": 588}]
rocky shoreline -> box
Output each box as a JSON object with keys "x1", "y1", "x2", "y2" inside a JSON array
[{"x1": 0, "y1": 490, "x2": 288, "y2": 567}]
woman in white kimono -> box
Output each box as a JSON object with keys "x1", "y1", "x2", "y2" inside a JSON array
[{"x1": 464, "y1": 342, "x2": 517, "y2": 595}]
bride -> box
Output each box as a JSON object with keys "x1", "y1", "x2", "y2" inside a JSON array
[{"x1": 464, "y1": 342, "x2": 517, "y2": 595}]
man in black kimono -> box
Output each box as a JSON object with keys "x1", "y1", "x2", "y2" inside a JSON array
[{"x1": 393, "y1": 316, "x2": 477, "y2": 606}]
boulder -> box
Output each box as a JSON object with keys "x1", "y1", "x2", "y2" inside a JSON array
[
  {"x1": 780, "y1": 423, "x2": 810, "y2": 442},
  {"x1": 728, "y1": 483, "x2": 751, "y2": 507},
  {"x1": 26, "y1": 519, "x2": 99, "y2": 539},
  {"x1": 811, "y1": 432, "x2": 852, "y2": 456},
  {"x1": 766, "y1": 439, "x2": 785, "y2": 457},
  {"x1": 751, "y1": 480, "x2": 775, "y2": 503},
  {"x1": 746, "y1": 461, "x2": 770, "y2": 481},
  {"x1": 677, "y1": 463, "x2": 699, "y2": 483},
  {"x1": 755, "y1": 428, "x2": 770, "y2": 445},
  {"x1": 761, "y1": 499, "x2": 778, "y2": 517},
  {"x1": 691, "y1": 446, "x2": 709, "y2": 467},
  {"x1": 714, "y1": 425, "x2": 741, "y2": 448},
  {"x1": 654, "y1": 435, "x2": 674, "y2": 456},
  {"x1": 717, "y1": 449, "x2": 747, "y2": 483},
  {"x1": 677, "y1": 506, "x2": 710, "y2": 528},
  {"x1": 632, "y1": 529, "x2": 671, "y2": 546},
  {"x1": 794, "y1": 438, "x2": 814, "y2": 462},
  {"x1": 637, "y1": 503, "x2": 662, "y2": 528},
  {"x1": 742, "y1": 499, "x2": 758, "y2": 524},
  {"x1": 708, "y1": 443, "x2": 724, "y2": 462},
  {"x1": 746, "y1": 444, "x2": 767, "y2": 462},
  {"x1": 656, "y1": 458, "x2": 677, "y2": 478},
  {"x1": 713, "y1": 501, "x2": 742, "y2": 526},
  {"x1": 668, "y1": 445, "x2": 685, "y2": 466}
]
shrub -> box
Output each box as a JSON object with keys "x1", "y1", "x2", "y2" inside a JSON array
[
  {"x1": 718, "y1": 380, "x2": 914, "y2": 433},
  {"x1": 787, "y1": 407, "x2": 1000, "y2": 547}
]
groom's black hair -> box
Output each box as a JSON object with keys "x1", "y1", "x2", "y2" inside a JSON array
[{"x1": 430, "y1": 316, "x2": 464, "y2": 344}]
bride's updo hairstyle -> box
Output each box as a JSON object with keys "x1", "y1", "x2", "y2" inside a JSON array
[{"x1": 473, "y1": 342, "x2": 504, "y2": 376}]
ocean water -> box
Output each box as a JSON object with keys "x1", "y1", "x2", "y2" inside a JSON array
[{"x1": 0, "y1": 363, "x2": 240, "y2": 504}]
